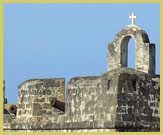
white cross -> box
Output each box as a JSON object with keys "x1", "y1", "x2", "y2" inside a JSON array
[{"x1": 129, "y1": 12, "x2": 137, "y2": 25}]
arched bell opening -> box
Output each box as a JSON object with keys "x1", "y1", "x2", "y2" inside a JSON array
[
  {"x1": 128, "y1": 38, "x2": 135, "y2": 68},
  {"x1": 108, "y1": 25, "x2": 155, "y2": 75},
  {"x1": 120, "y1": 36, "x2": 136, "y2": 69}
]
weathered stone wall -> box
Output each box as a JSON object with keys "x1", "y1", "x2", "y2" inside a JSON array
[
  {"x1": 66, "y1": 76, "x2": 101, "y2": 122},
  {"x1": 100, "y1": 68, "x2": 160, "y2": 130},
  {"x1": 113, "y1": 68, "x2": 160, "y2": 130},
  {"x1": 16, "y1": 78, "x2": 65, "y2": 123},
  {"x1": 4, "y1": 129, "x2": 160, "y2": 132},
  {"x1": 3, "y1": 69, "x2": 160, "y2": 132},
  {"x1": 65, "y1": 75, "x2": 118, "y2": 128},
  {"x1": 4, "y1": 129, "x2": 117, "y2": 132}
]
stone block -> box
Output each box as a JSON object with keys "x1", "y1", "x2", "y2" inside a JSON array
[{"x1": 122, "y1": 114, "x2": 135, "y2": 121}]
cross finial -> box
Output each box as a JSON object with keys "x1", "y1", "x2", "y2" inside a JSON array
[{"x1": 129, "y1": 12, "x2": 137, "y2": 25}]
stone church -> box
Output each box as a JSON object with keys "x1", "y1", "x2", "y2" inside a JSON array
[{"x1": 3, "y1": 13, "x2": 160, "y2": 132}]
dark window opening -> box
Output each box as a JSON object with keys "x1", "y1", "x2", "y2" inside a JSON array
[
  {"x1": 133, "y1": 81, "x2": 136, "y2": 91},
  {"x1": 107, "y1": 80, "x2": 111, "y2": 90}
]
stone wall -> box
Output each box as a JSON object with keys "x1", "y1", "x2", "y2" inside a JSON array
[
  {"x1": 65, "y1": 74, "x2": 119, "y2": 128},
  {"x1": 3, "y1": 68, "x2": 160, "y2": 132},
  {"x1": 114, "y1": 68, "x2": 160, "y2": 129},
  {"x1": 66, "y1": 76, "x2": 101, "y2": 122},
  {"x1": 16, "y1": 78, "x2": 65, "y2": 123}
]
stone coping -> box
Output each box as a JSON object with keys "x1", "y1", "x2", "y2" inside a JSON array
[{"x1": 4, "y1": 120, "x2": 160, "y2": 130}]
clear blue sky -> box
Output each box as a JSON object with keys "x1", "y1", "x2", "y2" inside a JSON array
[{"x1": 3, "y1": 4, "x2": 160, "y2": 103}]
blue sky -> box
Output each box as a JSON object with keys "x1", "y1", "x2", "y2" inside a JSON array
[{"x1": 3, "y1": 4, "x2": 160, "y2": 103}]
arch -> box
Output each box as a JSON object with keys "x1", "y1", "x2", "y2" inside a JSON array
[
  {"x1": 120, "y1": 36, "x2": 136, "y2": 68},
  {"x1": 127, "y1": 38, "x2": 135, "y2": 68},
  {"x1": 107, "y1": 25, "x2": 155, "y2": 75},
  {"x1": 120, "y1": 36, "x2": 132, "y2": 67}
]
